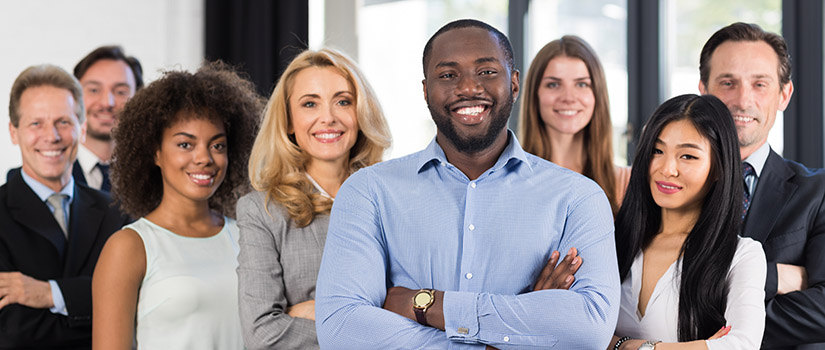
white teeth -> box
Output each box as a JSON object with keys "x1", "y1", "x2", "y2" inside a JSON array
[
  {"x1": 315, "y1": 132, "x2": 342, "y2": 140},
  {"x1": 41, "y1": 150, "x2": 62, "y2": 157},
  {"x1": 661, "y1": 184, "x2": 679, "y2": 190},
  {"x1": 456, "y1": 105, "x2": 485, "y2": 116},
  {"x1": 557, "y1": 110, "x2": 578, "y2": 116},
  {"x1": 190, "y1": 174, "x2": 213, "y2": 180},
  {"x1": 733, "y1": 116, "x2": 754, "y2": 122}
]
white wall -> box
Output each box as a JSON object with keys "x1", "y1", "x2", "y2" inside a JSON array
[{"x1": 0, "y1": 0, "x2": 204, "y2": 182}]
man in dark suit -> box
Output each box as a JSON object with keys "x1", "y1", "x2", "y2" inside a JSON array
[
  {"x1": 700, "y1": 22, "x2": 825, "y2": 349},
  {"x1": 0, "y1": 64, "x2": 128, "y2": 349},
  {"x1": 72, "y1": 45, "x2": 142, "y2": 192}
]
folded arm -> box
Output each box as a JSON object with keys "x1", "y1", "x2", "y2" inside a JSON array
[{"x1": 237, "y1": 195, "x2": 319, "y2": 350}]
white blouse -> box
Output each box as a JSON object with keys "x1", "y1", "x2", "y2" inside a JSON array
[{"x1": 615, "y1": 237, "x2": 767, "y2": 349}]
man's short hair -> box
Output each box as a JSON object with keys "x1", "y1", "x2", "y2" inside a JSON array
[
  {"x1": 74, "y1": 45, "x2": 144, "y2": 89},
  {"x1": 9, "y1": 64, "x2": 85, "y2": 127},
  {"x1": 699, "y1": 22, "x2": 791, "y2": 88},
  {"x1": 422, "y1": 19, "x2": 515, "y2": 77}
]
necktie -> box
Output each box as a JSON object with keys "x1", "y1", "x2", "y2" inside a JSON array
[
  {"x1": 97, "y1": 162, "x2": 111, "y2": 192},
  {"x1": 47, "y1": 193, "x2": 69, "y2": 237},
  {"x1": 742, "y1": 162, "x2": 756, "y2": 220}
]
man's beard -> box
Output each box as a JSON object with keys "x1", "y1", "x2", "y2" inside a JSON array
[
  {"x1": 86, "y1": 124, "x2": 112, "y2": 141},
  {"x1": 428, "y1": 97, "x2": 512, "y2": 154}
]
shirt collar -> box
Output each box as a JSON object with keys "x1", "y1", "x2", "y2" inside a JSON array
[
  {"x1": 743, "y1": 142, "x2": 771, "y2": 178},
  {"x1": 20, "y1": 168, "x2": 74, "y2": 203},
  {"x1": 77, "y1": 144, "x2": 104, "y2": 173},
  {"x1": 417, "y1": 129, "x2": 533, "y2": 174},
  {"x1": 306, "y1": 173, "x2": 333, "y2": 200}
]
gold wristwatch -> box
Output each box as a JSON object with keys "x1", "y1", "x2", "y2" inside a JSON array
[{"x1": 412, "y1": 289, "x2": 435, "y2": 326}]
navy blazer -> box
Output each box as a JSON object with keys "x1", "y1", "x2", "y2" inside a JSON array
[
  {"x1": 744, "y1": 149, "x2": 825, "y2": 349},
  {"x1": 0, "y1": 170, "x2": 128, "y2": 349}
]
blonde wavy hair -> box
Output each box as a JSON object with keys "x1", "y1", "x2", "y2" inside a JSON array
[{"x1": 248, "y1": 48, "x2": 391, "y2": 227}]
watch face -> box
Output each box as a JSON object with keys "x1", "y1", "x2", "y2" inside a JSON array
[{"x1": 413, "y1": 291, "x2": 433, "y2": 308}]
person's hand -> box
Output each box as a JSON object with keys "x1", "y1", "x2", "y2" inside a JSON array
[
  {"x1": 708, "y1": 325, "x2": 731, "y2": 340},
  {"x1": 0, "y1": 271, "x2": 54, "y2": 310},
  {"x1": 777, "y1": 263, "x2": 808, "y2": 294},
  {"x1": 286, "y1": 299, "x2": 315, "y2": 320},
  {"x1": 533, "y1": 248, "x2": 582, "y2": 291}
]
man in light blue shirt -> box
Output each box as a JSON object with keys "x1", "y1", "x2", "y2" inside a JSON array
[{"x1": 316, "y1": 19, "x2": 619, "y2": 349}]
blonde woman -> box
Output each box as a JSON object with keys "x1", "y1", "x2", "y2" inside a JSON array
[
  {"x1": 519, "y1": 36, "x2": 630, "y2": 213},
  {"x1": 236, "y1": 48, "x2": 391, "y2": 349}
]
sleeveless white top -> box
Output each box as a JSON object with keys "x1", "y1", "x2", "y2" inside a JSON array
[{"x1": 128, "y1": 217, "x2": 244, "y2": 350}]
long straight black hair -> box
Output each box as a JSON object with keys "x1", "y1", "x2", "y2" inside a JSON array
[{"x1": 615, "y1": 94, "x2": 743, "y2": 341}]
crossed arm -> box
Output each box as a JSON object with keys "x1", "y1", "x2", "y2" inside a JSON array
[{"x1": 315, "y1": 178, "x2": 620, "y2": 349}]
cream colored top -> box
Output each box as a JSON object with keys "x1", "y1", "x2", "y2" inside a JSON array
[
  {"x1": 615, "y1": 237, "x2": 766, "y2": 349},
  {"x1": 129, "y1": 217, "x2": 244, "y2": 350}
]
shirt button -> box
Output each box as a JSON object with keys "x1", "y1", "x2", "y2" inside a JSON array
[
  {"x1": 465, "y1": 273, "x2": 473, "y2": 279},
  {"x1": 441, "y1": 162, "x2": 446, "y2": 167},
  {"x1": 503, "y1": 336, "x2": 510, "y2": 342},
  {"x1": 470, "y1": 182, "x2": 476, "y2": 188},
  {"x1": 457, "y1": 327, "x2": 469, "y2": 334},
  {"x1": 468, "y1": 224, "x2": 475, "y2": 231}
]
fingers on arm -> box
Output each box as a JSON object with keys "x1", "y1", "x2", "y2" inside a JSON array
[
  {"x1": 92, "y1": 229, "x2": 146, "y2": 350},
  {"x1": 534, "y1": 248, "x2": 583, "y2": 291}
]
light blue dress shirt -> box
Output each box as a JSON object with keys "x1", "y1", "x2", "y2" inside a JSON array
[
  {"x1": 20, "y1": 170, "x2": 73, "y2": 316},
  {"x1": 316, "y1": 132, "x2": 620, "y2": 349}
]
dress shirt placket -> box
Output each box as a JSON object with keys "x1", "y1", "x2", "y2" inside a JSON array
[{"x1": 460, "y1": 175, "x2": 481, "y2": 292}]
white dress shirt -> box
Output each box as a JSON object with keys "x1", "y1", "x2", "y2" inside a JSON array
[
  {"x1": 615, "y1": 237, "x2": 767, "y2": 349},
  {"x1": 75, "y1": 144, "x2": 105, "y2": 190}
]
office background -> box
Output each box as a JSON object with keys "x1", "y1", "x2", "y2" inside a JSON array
[{"x1": 0, "y1": 0, "x2": 822, "y2": 181}]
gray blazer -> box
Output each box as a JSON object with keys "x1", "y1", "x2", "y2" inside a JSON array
[{"x1": 236, "y1": 190, "x2": 327, "y2": 350}]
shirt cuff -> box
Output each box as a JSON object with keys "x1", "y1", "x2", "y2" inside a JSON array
[
  {"x1": 444, "y1": 291, "x2": 479, "y2": 342},
  {"x1": 48, "y1": 280, "x2": 68, "y2": 316}
]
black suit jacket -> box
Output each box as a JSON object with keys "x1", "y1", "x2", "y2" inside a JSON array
[
  {"x1": 6, "y1": 160, "x2": 89, "y2": 188},
  {"x1": 0, "y1": 171, "x2": 128, "y2": 349},
  {"x1": 744, "y1": 149, "x2": 825, "y2": 349}
]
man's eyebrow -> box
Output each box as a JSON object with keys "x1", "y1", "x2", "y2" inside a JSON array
[
  {"x1": 475, "y1": 57, "x2": 498, "y2": 65},
  {"x1": 435, "y1": 61, "x2": 458, "y2": 69}
]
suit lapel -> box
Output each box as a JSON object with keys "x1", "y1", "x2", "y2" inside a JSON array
[
  {"x1": 743, "y1": 150, "x2": 796, "y2": 243},
  {"x1": 6, "y1": 173, "x2": 66, "y2": 258},
  {"x1": 64, "y1": 185, "x2": 104, "y2": 275},
  {"x1": 72, "y1": 159, "x2": 88, "y2": 186}
]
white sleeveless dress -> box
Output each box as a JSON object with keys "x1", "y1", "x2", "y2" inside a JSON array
[{"x1": 127, "y1": 217, "x2": 244, "y2": 350}]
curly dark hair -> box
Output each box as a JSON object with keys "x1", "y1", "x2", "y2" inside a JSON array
[{"x1": 111, "y1": 61, "x2": 263, "y2": 218}]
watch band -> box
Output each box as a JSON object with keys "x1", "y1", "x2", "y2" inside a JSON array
[{"x1": 414, "y1": 306, "x2": 428, "y2": 326}]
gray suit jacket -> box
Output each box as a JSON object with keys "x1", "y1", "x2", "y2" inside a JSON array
[{"x1": 236, "y1": 191, "x2": 327, "y2": 350}]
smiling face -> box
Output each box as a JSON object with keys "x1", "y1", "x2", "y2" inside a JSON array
[
  {"x1": 288, "y1": 66, "x2": 358, "y2": 170},
  {"x1": 155, "y1": 115, "x2": 227, "y2": 204},
  {"x1": 423, "y1": 26, "x2": 519, "y2": 154},
  {"x1": 79, "y1": 59, "x2": 137, "y2": 141},
  {"x1": 537, "y1": 55, "x2": 595, "y2": 136},
  {"x1": 649, "y1": 119, "x2": 714, "y2": 215},
  {"x1": 10, "y1": 85, "x2": 81, "y2": 192},
  {"x1": 699, "y1": 40, "x2": 793, "y2": 159}
]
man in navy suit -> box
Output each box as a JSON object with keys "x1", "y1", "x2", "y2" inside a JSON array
[
  {"x1": 0, "y1": 64, "x2": 128, "y2": 349},
  {"x1": 700, "y1": 22, "x2": 825, "y2": 349}
]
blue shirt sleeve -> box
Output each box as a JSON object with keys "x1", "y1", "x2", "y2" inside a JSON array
[{"x1": 48, "y1": 280, "x2": 68, "y2": 316}]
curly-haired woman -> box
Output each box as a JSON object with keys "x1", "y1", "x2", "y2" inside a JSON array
[
  {"x1": 236, "y1": 48, "x2": 390, "y2": 349},
  {"x1": 91, "y1": 62, "x2": 262, "y2": 349}
]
